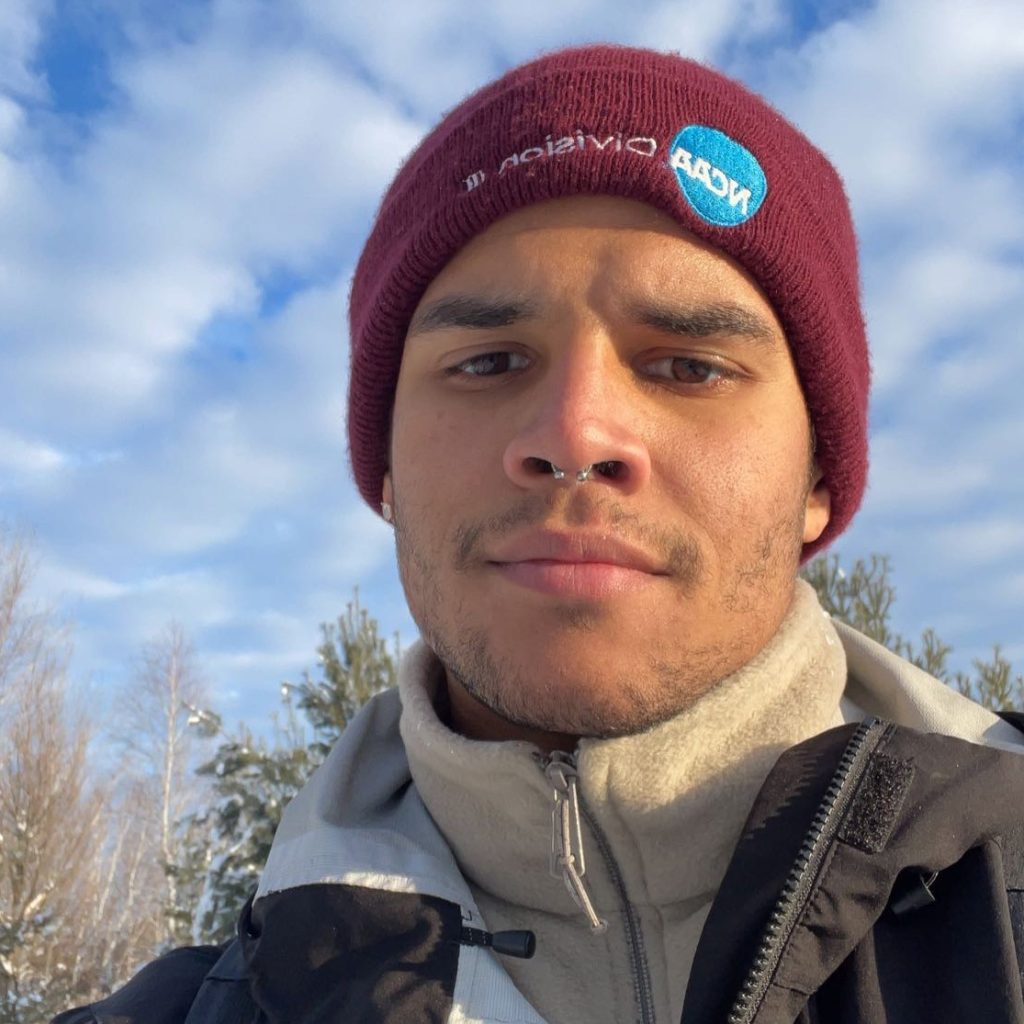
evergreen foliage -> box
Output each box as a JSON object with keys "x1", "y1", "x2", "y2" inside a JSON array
[
  {"x1": 170, "y1": 713, "x2": 312, "y2": 944},
  {"x1": 172, "y1": 593, "x2": 398, "y2": 944},
  {"x1": 285, "y1": 594, "x2": 400, "y2": 761},
  {"x1": 801, "y1": 552, "x2": 1024, "y2": 710}
]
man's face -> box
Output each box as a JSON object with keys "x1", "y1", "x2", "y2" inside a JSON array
[{"x1": 384, "y1": 196, "x2": 830, "y2": 746}]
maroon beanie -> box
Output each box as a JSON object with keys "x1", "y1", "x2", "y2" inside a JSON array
[{"x1": 347, "y1": 44, "x2": 870, "y2": 565}]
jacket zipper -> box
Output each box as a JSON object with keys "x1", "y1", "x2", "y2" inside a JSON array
[
  {"x1": 725, "y1": 717, "x2": 886, "y2": 1024},
  {"x1": 540, "y1": 752, "x2": 658, "y2": 1024},
  {"x1": 579, "y1": 799, "x2": 658, "y2": 1024}
]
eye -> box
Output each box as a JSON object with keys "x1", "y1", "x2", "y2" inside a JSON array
[
  {"x1": 641, "y1": 356, "x2": 738, "y2": 388},
  {"x1": 445, "y1": 351, "x2": 530, "y2": 378}
]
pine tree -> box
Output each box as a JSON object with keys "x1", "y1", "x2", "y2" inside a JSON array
[
  {"x1": 801, "y1": 552, "x2": 1023, "y2": 711},
  {"x1": 173, "y1": 592, "x2": 399, "y2": 944},
  {"x1": 952, "y1": 644, "x2": 1023, "y2": 711},
  {"x1": 285, "y1": 590, "x2": 400, "y2": 760},
  {"x1": 172, "y1": 710, "x2": 313, "y2": 944}
]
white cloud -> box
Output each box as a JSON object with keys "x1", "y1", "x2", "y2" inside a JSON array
[
  {"x1": 60, "y1": 402, "x2": 308, "y2": 558},
  {"x1": 0, "y1": 426, "x2": 66, "y2": 479},
  {"x1": 32, "y1": 559, "x2": 128, "y2": 601},
  {"x1": 633, "y1": 0, "x2": 784, "y2": 58},
  {"x1": 300, "y1": 0, "x2": 782, "y2": 119},
  {"x1": 98, "y1": 42, "x2": 420, "y2": 261},
  {"x1": 864, "y1": 431, "x2": 996, "y2": 513},
  {"x1": 925, "y1": 517, "x2": 1024, "y2": 567},
  {"x1": 0, "y1": 21, "x2": 422, "y2": 439},
  {"x1": 109, "y1": 567, "x2": 236, "y2": 637},
  {"x1": 298, "y1": 1, "x2": 502, "y2": 115},
  {"x1": 202, "y1": 609, "x2": 319, "y2": 686},
  {"x1": 866, "y1": 245, "x2": 1022, "y2": 397},
  {"x1": 315, "y1": 502, "x2": 397, "y2": 581},
  {"x1": 0, "y1": 92, "x2": 24, "y2": 146},
  {"x1": 770, "y1": 0, "x2": 1024, "y2": 216},
  {"x1": 1000, "y1": 574, "x2": 1024, "y2": 603},
  {"x1": 0, "y1": 0, "x2": 51, "y2": 97}
]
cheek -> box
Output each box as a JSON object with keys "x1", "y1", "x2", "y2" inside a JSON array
[
  {"x1": 657, "y1": 415, "x2": 805, "y2": 528},
  {"x1": 390, "y1": 394, "x2": 501, "y2": 522}
]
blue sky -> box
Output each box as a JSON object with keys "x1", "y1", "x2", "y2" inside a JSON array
[{"x1": 2, "y1": 0, "x2": 1022, "y2": 731}]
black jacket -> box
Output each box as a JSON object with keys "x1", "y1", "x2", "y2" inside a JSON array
[{"x1": 53, "y1": 717, "x2": 1024, "y2": 1023}]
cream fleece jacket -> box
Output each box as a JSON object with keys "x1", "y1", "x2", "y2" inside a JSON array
[{"x1": 399, "y1": 577, "x2": 849, "y2": 1024}]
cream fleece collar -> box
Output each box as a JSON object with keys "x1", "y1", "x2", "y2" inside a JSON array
[{"x1": 398, "y1": 577, "x2": 848, "y2": 927}]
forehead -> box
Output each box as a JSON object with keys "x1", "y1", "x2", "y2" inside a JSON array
[{"x1": 412, "y1": 195, "x2": 786, "y2": 334}]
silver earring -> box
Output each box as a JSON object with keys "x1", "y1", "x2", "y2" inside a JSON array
[{"x1": 381, "y1": 502, "x2": 393, "y2": 522}]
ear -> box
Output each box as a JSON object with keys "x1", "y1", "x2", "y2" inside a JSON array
[
  {"x1": 382, "y1": 471, "x2": 394, "y2": 507},
  {"x1": 803, "y1": 463, "x2": 831, "y2": 544}
]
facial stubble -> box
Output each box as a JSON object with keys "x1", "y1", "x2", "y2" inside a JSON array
[{"x1": 391, "y1": 482, "x2": 808, "y2": 741}]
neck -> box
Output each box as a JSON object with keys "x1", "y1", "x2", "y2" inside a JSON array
[{"x1": 445, "y1": 672, "x2": 578, "y2": 753}]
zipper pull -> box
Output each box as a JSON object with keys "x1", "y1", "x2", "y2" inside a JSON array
[
  {"x1": 546, "y1": 755, "x2": 587, "y2": 878},
  {"x1": 543, "y1": 753, "x2": 608, "y2": 934}
]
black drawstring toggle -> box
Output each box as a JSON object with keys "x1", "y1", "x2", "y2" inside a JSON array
[
  {"x1": 460, "y1": 926, "x2": 536, "y2": 959},
  {"x1": 890, "y1": 870, "x2": 939, "y2": 916}
]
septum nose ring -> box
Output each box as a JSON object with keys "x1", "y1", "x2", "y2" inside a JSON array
[{"x1": 549, "y1": 462, "x2": 596, "y2": 483}]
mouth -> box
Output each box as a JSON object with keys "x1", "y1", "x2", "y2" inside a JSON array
[
  {"x1": 489, "y1": 559, "x2": 661, "y2": 599},
  {"x1": 486, "y1": 531, "x2": 668, "y2": 599}
]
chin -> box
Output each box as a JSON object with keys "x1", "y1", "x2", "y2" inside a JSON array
[
  {"x1": 514, "y1": 691, "x2": 685, "y2": 740},
  {"x1": 478, "y1": 659, "x2": 694, "y2": 738}
]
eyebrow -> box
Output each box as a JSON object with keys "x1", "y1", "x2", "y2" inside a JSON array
[
  {"x1": 630, "y1": 301, "x2": 781, "y2": 352},
  {"x1": 407, "y1": 294, "x2": 781, "y2": 353},
  {"x1": 408, "y1": 296, "x2": 537, "y2": 337}
]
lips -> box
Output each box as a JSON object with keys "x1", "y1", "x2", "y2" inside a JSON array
[
  {"x1": 489, "y1": 531, "x2": 664, "y2": 571},
  {"x1": 486, "y1": 531, "x2": 667, "y2": 598}
]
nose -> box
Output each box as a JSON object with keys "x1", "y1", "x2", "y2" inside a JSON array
[{"x1": 502, "y1": 342, "x2": 652, "y2": 495}]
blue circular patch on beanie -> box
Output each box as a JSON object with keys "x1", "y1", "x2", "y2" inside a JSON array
[{"x1": 669, "y1": 125, "x2": 767, "y2": 227}]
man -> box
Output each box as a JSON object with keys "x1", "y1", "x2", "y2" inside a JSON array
[{"x1": 57, "y1": 43, "x2": 1024, "y2": 1024}]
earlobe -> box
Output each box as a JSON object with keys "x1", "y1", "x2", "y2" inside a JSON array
[
  {"x1": 803, "y1": 478, "x2": 831, "y2": 544},
  {"x1": 381, "y1": 473, "x2": 394, "y2": 523}
]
